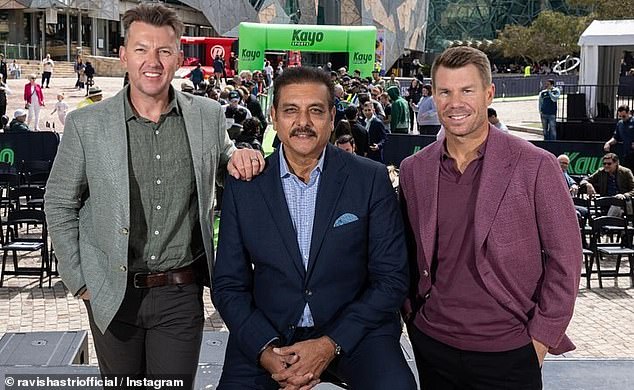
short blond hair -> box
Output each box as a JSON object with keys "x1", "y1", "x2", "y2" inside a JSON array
[{"x1": 432, "y1": 46, "x2": 492, "y2": 87}]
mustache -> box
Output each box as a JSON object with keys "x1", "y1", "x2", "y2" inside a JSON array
[{"x1": 290, "y1": 126, "x2": 317, "y2": 137}]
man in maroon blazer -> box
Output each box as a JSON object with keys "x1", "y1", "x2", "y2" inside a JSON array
[{"x1": 400, "y1": 46, "x2": 582, "y2": 389}]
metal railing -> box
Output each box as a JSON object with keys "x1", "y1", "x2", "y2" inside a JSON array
[
  {"x1": 0, "y1": 43, "x2": 40, "y2": 60},
  {"x1": 558, "y1": 84, "x2": 634, "y2": 122}
]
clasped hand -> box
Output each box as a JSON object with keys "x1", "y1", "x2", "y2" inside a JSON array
[{"x1": 260, "y1": 336, "x2": 336, "y2": 390}]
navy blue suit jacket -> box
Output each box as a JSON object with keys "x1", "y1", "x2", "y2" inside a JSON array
[{"x1": 213, "y1": 144, "x2": 409, "y2": 363}]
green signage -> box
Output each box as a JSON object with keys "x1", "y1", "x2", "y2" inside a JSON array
[{"x1": 238, "y1": 23, "x2": 377, "y2": 77}]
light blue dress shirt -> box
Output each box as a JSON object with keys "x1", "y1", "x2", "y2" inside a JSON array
[{"x1": 279, "y1": 145, "x2": 326, "y2": 327}]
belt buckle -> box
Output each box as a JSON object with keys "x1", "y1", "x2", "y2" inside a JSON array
[{"x1": 133, "y1": 272, "x2": 150, "y2": 288}]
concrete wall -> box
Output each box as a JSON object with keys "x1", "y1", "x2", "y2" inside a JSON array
[{"x1": 85, "y1": 55, "x2": 126, "y2": 77}]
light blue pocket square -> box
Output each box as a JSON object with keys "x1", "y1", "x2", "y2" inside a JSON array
[{"x1": 333, "y1": 213, "x2": 359, "y2": 227}]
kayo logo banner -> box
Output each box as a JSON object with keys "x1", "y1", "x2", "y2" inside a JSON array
[
  {"x1": 352, "y1": 52, "x2": 374, "y2": 65},
  {"x1": 240, "y1": 49, "x2": 261, "y2": 62},
  {"x1": 291, "y1": 30, "x2": 325, "y2": 47}
]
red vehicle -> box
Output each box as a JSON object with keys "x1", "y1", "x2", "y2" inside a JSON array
[{"x1": 178, "y1": 36, "x2": 238, "y2": 79}]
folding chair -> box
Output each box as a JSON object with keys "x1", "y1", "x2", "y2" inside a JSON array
[
  {"x1": 0, "y1": 209, "x2": 51, "y2": 288},
  {"x1": 589, "y1": 216, "x2": 634, "y2": 288}
]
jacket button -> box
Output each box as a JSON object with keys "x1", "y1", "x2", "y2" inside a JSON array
[
  {"x1": 424, "y1": 292, "x2": 431, "y2": 300},
  {"x1": 119, "y1": 265, "x2": 127, "y2": 272},
  {"x1": 423, "y1": 270, "x2": 429, "y2": 277},
  {"x1": 289, "y1": 324, "x2": 296, "y2": 330},
  {"x1": 120, "y1": 228, "x2": 129, "y2": 235},
  {"x1": 304, "y1": 289, "x2": 312, "y2": 296}
]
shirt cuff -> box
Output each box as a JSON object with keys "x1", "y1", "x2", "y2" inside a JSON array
[{"x1": 257, "y1": 337, "x2": 281, "y2": 364}]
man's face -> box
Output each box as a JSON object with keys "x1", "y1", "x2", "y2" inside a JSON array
[
  {"x1": 372, "y1": 72, "x2": 380, "y2": 81},
  {"x1": 603, "y1": 158, "x2": 618, "y2": 174},
  {"x1": 120, "y1": 22, "x2": 183, "y2": 101},
  {"x1": 618, "y1": 110, "x2": 632, "y2": 122},
  {"x1": 558, "y1": 157, "x2": 570, "y2": 172},
  {"x1": 337, "y1": 142, "x2": 355, "y2": 153},
  {"x1": 380, "y1": 95, "x2": 389, "y2": 106},
  {"x1": 271, "y1": 82, "x2": 334, "y2": 162},
  {"x1": 433, "y1": 64, "x2": 494, "y2": 139},
  {"x1": 17, "y1": 115, "x2": 26, "y2": 123},
  {"x1": 362, "y1": 104, "x2": 374, "y2": 119}
]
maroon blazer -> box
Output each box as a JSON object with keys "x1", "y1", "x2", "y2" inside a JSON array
[
  {"x1": 400, "y1": 126, "x2": 581, "y2": 354},
  {"x1": 23, "y1": 83, "x2": 44, "y2": 106}
]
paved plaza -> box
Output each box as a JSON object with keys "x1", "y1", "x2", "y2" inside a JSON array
[{"x1": 0, "y1": 76, "x2": 632, "y2": 368}]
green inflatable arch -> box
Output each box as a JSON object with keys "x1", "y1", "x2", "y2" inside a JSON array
[{"x1": 238, "y1": 22, "x2": 377, "y2": 77}]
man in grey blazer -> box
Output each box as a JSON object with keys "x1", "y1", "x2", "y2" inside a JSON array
[{"x1": 44, "y1": 4, "x2": 263, "y2": 387}]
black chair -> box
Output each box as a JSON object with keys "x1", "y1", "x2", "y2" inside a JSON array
[
  {"x1": 12, "y1": 187, "x2": 45, "y2": 211},
  {"x1": 0, "y1": 172, "x2": 20, "y2": 214},
  {"x1": 18, "y1": 160, "x2": 51, "y2": 189},
  {"x1": 0, "y1": 209, "x2": 52, "y2": 288},
  {"x1": 589, "y1": 216, "x2": 634, "y2": 288}
]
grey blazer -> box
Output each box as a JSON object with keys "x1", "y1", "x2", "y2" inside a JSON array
[{"x1": 45, "y1": 88, "x2": 235, "y2": 333}]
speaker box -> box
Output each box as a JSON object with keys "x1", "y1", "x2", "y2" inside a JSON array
[{"x1": 567, "y1": 93, "x2": 587, "y2": 121}]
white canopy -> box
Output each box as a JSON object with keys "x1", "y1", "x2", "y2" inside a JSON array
[{"x1": 578, "y1": 20, "x2": 634, "y2": 118}]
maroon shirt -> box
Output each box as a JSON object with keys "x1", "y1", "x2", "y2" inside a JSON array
[{"x1": 416, "y1": 139, "x2": 531, "y2": 352}]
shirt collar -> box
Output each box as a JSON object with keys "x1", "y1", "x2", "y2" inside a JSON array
[
  {"x1": 441, "y1": 125, "x2": 490, "y2": 162},
  {"x1": 279, "y1": 144, "x2": 326, "y2": 179},
  {"x1": 124, "y1": 85, "x2": 180, "y2": 121}
]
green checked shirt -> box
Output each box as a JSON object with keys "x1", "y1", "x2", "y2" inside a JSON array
[{"x1": 124, "y1": 87, "x2": 202, "y2": 273}]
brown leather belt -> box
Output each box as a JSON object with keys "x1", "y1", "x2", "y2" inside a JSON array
[{"x1": 132, "y1": 266, "x2": 196, "y2": 288}]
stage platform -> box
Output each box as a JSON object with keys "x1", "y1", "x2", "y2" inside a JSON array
[{"x1": 1, "y1": 331, "x2": 633, "y2": 389}]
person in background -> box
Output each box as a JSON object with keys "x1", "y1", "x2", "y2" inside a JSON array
[
  {"x1": 538, "y1": 78, "x2": 560, "y2": 140},
  {"x1": 335, "y1": 133, "x2": 356, "y2": 153},
  {"x1": 51, "y1": 93, "x2": 69, "y2": 126},
  {"x1": 23, "y1": 74, "x2": 44, "y2": 130},
  {"x1": 387, "y1": 85, "x2": 410, "y2": 134},
  {"x1": 0, "y1": 79, "x2": 12, "y2": 118},
  {"x1": 487, "y1": 107, "x2": 509, "y2": 132},
  {"x1": 190, "y1": 63, "x2": 205, "y2": 90},
  {"x1": 0, "y1": 53, "x2": 8, "y2": 83},
  {"x1": 84, "y1": 61, "x2": 95, "y2": 96},
  {"x1": 8, "y1": 109, "x2": 30, "y2": 132},
  {"x1": 9, "y1": 60, "x2": 21, "y2": 79},
  {"x1": 412, "y1": 84, "x2": 440, "y2": 135},
  {"x1": 603, "y1": 105, "x2": 634, "y2": 169},
  {"x1": 41, "y1": 53, "x2": 54, "y2": 88},
  {"x1": 407, "y1": 78, "x2": 423, "y2": 133},
  {"x1": 74, "y1": 56, "x2": 86, "y2": 90}
]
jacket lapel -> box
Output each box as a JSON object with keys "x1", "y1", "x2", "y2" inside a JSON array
[
  {"x1": 104, "y1": 89, "x2": 130, "y2": 220},
  {"x1": 416, "y1": 142, "x2": 441, "y2": 269},
  {"x1": 306, "y1": 145, "x2": 347, "y2": 278},
  {"x1": 257, "y1": 150, "x2": 306, "y2": 278},
  {"x1": 474, "y1": 129, "x2": 520, "y2": 250}
]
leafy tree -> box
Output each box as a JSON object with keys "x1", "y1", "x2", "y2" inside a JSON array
[
  {"x1": 497, "y1": 11, "x2": 588, "y2": 63},
  {"x1": 567, "y1": 0, "x2": 634, "y2": 20}
]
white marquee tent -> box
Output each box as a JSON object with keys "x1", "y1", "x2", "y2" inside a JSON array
[{"x1": 578, "y1": 19, "x2": 634, "y2": 118}]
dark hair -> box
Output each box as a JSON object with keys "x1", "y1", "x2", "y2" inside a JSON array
[
  {"x1": 617, "y1": 105, "x2": 630, "y2": 113},
  {"x1": 336, "y1": 134, "x2": 355, "y2": 146},
  {"x1": 432, "y1": 46, "x2": 492, "y2": 87},
  {"x1": 242, "y1": 117, "x2": 261, "y2": 137},
  {"x1": 122, "y1": 3, "x2": 184, "y2": 46},
  {"x1": 272, "y1": 66, "x2": 335, "y2": 109},
  {"x1": 487, "y1": 107, "x2": 497, "y2": 117},
  {"x1": 422, "y1": 84, "x2": 432, "y2": 96},
  {"x1": 344, "y1": 105, "x2": 358, "y2": 121},
  {"x1": 547, "y1": 79, "x2": 555, "y2": 85},
  {"x1": 603, "y1": 152, "x2": 619, "y2": 163},
  {"x1": 334, "y1": 119, "x2": 352, "y2": 138},
  {"x1": 233, "y1": 108, "x2": 248, "y2": 124},
  {"x1": 357, "y1": 93, "x2": 370, "y2": 106}
]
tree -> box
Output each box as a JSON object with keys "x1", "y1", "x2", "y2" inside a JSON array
[
  {"x1": 497, "y1": 11, "x2": 588, "y2": 63},
  {"x1": 567, "y1": 0, "x2": 634, "y2": 20}
]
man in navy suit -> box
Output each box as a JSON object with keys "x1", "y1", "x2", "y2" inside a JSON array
[
  {"x1": 361, "y1": 101, "x2": 387, "y2": 163},
  {"x1": 213, "y1": 67, "x2": 415, "y2": 390}
]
